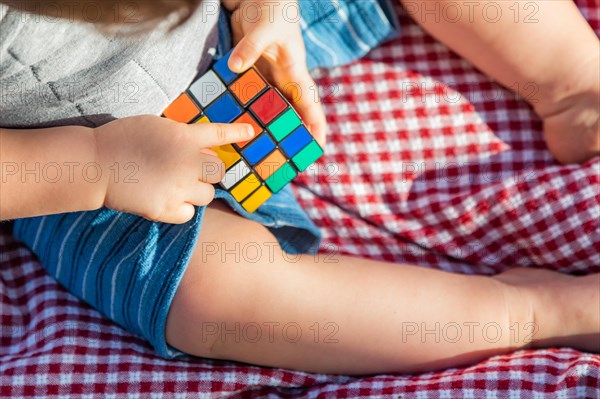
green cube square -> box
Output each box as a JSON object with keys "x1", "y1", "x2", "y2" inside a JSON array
[
  {"x1": 292, "y1": 141, "x2": 323, "y2": 171},
  {"x1": 265, "y1": 162, "x2": 297, "y2": 192},
  {"x1": 268, "y1": 109, "x2": 301, "y2": 142}
]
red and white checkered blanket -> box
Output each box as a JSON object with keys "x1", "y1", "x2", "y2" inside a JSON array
[{"x1": 1, "y1": 1, "x2": 599, "y2": 397}]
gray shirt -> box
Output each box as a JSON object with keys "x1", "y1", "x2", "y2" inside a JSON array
[{"x1": 0, "y1": 1, "x2": 219, "y2": 128}]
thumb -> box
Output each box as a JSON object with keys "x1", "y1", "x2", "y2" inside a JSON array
[{"x1": 228, "y1": 27, "x2": 273, "y2": 73}]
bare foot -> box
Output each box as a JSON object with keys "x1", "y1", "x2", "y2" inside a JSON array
[{"x1": 493, "y1": 267, "x2": 600, "y2": 353}]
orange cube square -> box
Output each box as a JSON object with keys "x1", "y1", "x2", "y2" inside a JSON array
[
  {"x1": 231, "y1": 68, "x2": 267, "y2": 105},
  {"x1": 163, "y1": 93, "x2": 201, "y2": 123},
  {"x1": 255, "y1": 149, "x2": 287, "y2": 180}
]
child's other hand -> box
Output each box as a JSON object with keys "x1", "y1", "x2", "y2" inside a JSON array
[
  {"x1": 222, "y1": 0, "x2": 328, "y2": 146},
  {"x1": 94, "y1": 115, "x2": 254, "y2": 224},
  {"x1": 535, "y1": 52, "x2": 599, "y2": 165},
  {"x1": 540, "y1": 86, "x2": 599, "y2": 165},
  {"x1": 542, "y1": 93, "x2": 599, "y2": 165}
]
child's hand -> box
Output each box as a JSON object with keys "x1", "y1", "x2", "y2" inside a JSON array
[
  {"x1": 536, "y1": 54, "x2": 600, "y2": 164},
  {"x1": 541, "y1": 91, "x2": 599, "y2": 165},
  {"x1": 94, "y1": 115, "x2": 254, "y2": 224},
  {"x1": 222, "y1": 0, "x2": 328, "y2": 145}
]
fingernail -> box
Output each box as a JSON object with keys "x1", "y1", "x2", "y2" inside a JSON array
[
  {"x1": 246, "y1": 125, "x2": 254, "y2": 137},
  {"x1": 229, "y1": 54, "x2": 244, "y2": 71}
]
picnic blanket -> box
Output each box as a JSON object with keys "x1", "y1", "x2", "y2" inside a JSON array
[{"x1": 1, "y1": 0, "x2": 599, "y2": 397}]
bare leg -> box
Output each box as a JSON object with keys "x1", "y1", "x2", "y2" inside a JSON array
[
  {"x1": 165, "y1": 201, "x2": 599, "y2": 375},
  {"x1": 400, "y1": 0, "x2": 600, "y2": 164}
]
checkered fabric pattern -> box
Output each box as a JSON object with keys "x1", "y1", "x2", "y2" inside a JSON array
[{"x1": 1, "y1": 0, "x2": 599, "y2": 398}]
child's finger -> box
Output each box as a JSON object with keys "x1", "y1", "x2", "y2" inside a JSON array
[
  {"x1": 169, "y1": 203, "x2": 196, "y2": 225},
  {"x1": 200, "y1": 148, "x2": 218, "y2": 157},
  {"x1": 228, "y1": 27, "x2": 272, "y2": 73},
  {"x1": 198, "y1": 155, "x2": 226, "y2": 184},
  {"x1": 195, "y1": 123, "x2": 255, "y2": 148},
  {"x1": 187, "y1": 183, "x2": 216, "y2": 206}
]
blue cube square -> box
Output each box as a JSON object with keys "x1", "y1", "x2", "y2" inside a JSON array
[
  {"x1": 213, "y1": 51, "x2": 238, "y2": 84},
  {"x1": 242, "y1": 134, "x2": 276, "y2": 165},
  {"x1": 280, "y1": 126, "x2": 313, "y2": 157},
  {"x1": 204, "y1": 93, "x2": 242, "y2": 123}
]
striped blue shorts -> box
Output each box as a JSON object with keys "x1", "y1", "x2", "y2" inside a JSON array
[{"x1": 13, "y1": 0, "x2": 399, "y2": 358}]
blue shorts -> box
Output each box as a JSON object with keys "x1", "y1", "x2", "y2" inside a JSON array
[{"x1": 13, "y1": 0, "x2": 399, "y2": 358}]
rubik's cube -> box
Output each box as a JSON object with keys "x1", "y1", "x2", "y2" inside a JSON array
[{"x1": 162, "y1": 50, "x2": 323, "y2": 213}]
